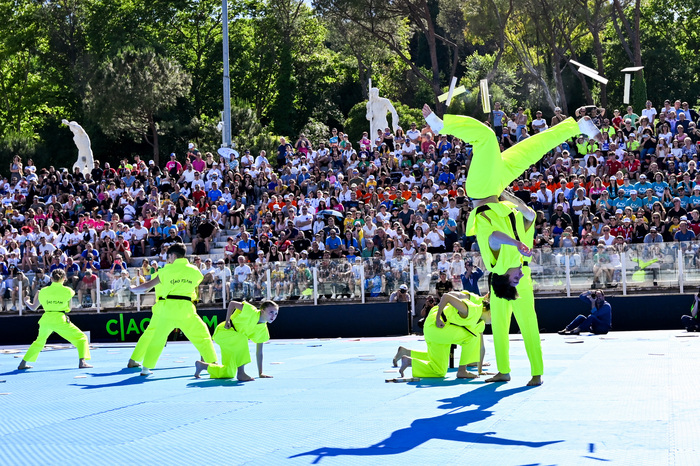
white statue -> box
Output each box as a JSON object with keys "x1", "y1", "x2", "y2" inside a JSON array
[
  {"x1": 366, "y1": 87, "x2": 399, "y2": 145},
  {"x1": 62, "y1": 119, "x2": 94, "y2": 176}
]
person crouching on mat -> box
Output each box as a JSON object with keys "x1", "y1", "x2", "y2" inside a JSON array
[
  {"x1": 394, "y1": 291, "x2": 490, "y2": 379},
  {"x1": 194, "y1": 299, "x2": 279, "y2": 381},
  {"x1": 18, "y1": 269, "x2": 92, "y2": 370}
]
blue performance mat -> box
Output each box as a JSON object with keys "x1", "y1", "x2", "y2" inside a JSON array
[{"x1": 0, "y1": 330, "x2": 697, "y2": 465}]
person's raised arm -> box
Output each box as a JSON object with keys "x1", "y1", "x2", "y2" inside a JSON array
[
  {"x1": 130, "y1": 275, "x2": 160, "y2": 294},
  {"x1": 422, "y1": 104, "x2": 444, "y2": 134},
  {"x1": 24, "y1": 297, "x2": 41, "y2": 312},
  {"x1": 488, "y1": 231, "x2": 532, "y2": 257}
]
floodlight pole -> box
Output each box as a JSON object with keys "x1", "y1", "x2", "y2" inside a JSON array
[{"x1": 222, "y1": 0, "x2": 232, "y2": 148}]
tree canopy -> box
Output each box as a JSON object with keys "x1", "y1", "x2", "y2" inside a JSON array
[{"x1": 0, "y1": 0, "x2": 697, "y2": 168}]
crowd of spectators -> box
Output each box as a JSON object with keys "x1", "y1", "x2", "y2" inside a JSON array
[{"x1": 2, "y1": 97, "x2": 699, "y2": 310}]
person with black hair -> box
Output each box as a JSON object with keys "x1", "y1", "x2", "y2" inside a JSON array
[
  {"x1": 394, "y1": 291, "x2": 490, "y2": 379},
  {"x1": 559, "y1": 290, "x2": 612, "y2": 335},
  {"x1": 194, "y1": 299, "x2": 279, "y2": 381},
  {"x1": 420, "y1": 104, "x2": 601, "y2": 386},
  {"x1": 130, "y1": 243, "x2": 218, "y2": 376}
]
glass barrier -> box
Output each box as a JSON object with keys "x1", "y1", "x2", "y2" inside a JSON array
[{"x1": 8, "y1": 242, "x2": 695, "y2": 316}]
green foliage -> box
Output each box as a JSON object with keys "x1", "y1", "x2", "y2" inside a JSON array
[
  {"x1": 299, "y1": 119, "x2": 330, "y2": 146},
  {"x1": 632, "y1": 71, "x2": 647, "y2": 114},
  {"x1": 0, "y1": 130, "x2": 38, "y2": 160},
  {"x1": 84, "y1": 48, "x2": 191, "y2": 163},
  {"x1": 460, "y1": 52, "x2": 520, "y2": 116}
]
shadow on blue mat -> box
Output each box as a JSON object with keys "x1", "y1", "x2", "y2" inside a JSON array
[
  {"x1": 0, "y1": 368, "x2": 76, "y2": 376},
  {"x1": 290, "y1": 384, "x2": 563, "y2": 463},
  {"x1": 72, "y1": 374, "x2": 192, "y2": 389},
  {"x1": 87, "y1": 367, "x2": 187, "y2": 378},
  {"x1": 186, "y1": 379, "x2": 244, "y2": 388}
]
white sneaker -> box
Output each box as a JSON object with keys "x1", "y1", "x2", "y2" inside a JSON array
[
  {"x1": 140, "y1": 368, "x2": 152, "y2": 376},
  {"x1": 350, "y1": 293, "x2": 355, "y2": 299}
]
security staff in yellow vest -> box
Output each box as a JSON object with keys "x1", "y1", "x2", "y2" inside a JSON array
[
  {"x1": 130, "y1": 243, "x2": 217, "y2": 376},
  {"x1": 126, "y1": 270, "x2": 163, "y2": 369},
  {"x1": 18, "y1": 269, "x2": 92, "y2": 370},
  {"x1": 194, "y1": 299, "x2": 279, "y2": 381}
]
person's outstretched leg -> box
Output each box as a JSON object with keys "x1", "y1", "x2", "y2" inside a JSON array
[
  {"x1": 486, "y1": 294, "x2": 512, "y2": 382},
  {"x1": 129, "y1": 324, "x2": 156, "y2": 367},
  {"x1": 53, "y1": 319, "x2": 92, "y2": 367},
  {"x1": 560, "y1": 315, "x2": 587, "y2": 333},
  {"x1": 19, "y1": 323, "x2": 54, "y2": 368},
  {"x1": 141, "y1": 312, "x2": 177, "y2": 373},
  {"x1": 483, "y1": 118, "x2": 581, "y2": 198},
  {"x1": 511, "y1": 271, "x2": 543, "y2": 386},
  {"x1": 179, "y1": 313, "x2": 218, "y2": 364}
]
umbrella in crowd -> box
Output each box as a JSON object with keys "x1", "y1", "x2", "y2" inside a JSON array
[{"x1": 315, "y1": 210, "x2": 344, "y2": 220}]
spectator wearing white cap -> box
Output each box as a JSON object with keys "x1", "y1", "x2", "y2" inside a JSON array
[
  {"x1": 674, "y1": 219, "x2": 696, "y2": 242},
  {"x1": 667, "y1": 197, "x2": 687, "y2": 221},
  {"x1": 551, "y1": 106, "x2": 566, "y2": 126},
  {"x1": 634, "y1": 174, "x2": 652, "y2": 196},
  {"x1": 389, "y1": 283, "x2": 410, "y2": 303},
  {"x1": 626, "y1": 190, "x2": 643, "y2": 211}
]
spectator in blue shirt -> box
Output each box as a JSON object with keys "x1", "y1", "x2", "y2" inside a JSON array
[
  {"x1": 558, "y1": 290, "x2": 612, "y2": 335},
  {"x1": 325, "y1": 229, "x2": 342, "y2": 258},
  {"x1": 460, "y1": 259, "x2": 484, "y2": 295},
  {"x1": 674, "y1": 220, "x2": 696, "y2": 241},
  {"x1": 437, "y1": 166, "x2": 455, "y2": 184},
  {"x1": 208, "y1": 182, "x2": 223, "y2": 202}
]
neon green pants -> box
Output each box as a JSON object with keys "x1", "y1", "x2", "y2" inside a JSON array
[
  {"x1": 205, "y1": 327, "x2": 251, "y2": 379},
  {"x1": 410, "y1": 322, "x2": 480, "y2": 378},
  {"x1": 23, "y1": 313, "x2": 91, "y2": 362},
  {"x1": 142, "y1": 302, "x2": 218, "y2": 369},
  {"x1": 130, "y1": 303, "x2": 162, "y2": 363},
  {"x1": 443, "y1": 115, "x2": 579, "y2": 198},
  {"x1": 490, "y1": 267, "x2": 543, "y2": 376}
]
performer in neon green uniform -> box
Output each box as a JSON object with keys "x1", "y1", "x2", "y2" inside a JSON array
[
  {"x1": 423, "y1": 104, "x2": 599, "y2": 386},
  {"x1": 395, "y1": 291, "x2": 490, "y2": 379},
  {"x1": 127, "y1": 270, "x2": 162, "y2": 368},
  {"x1": 18, "y1": 269, "x2": 92, "y2": 370},
  {"x1": 194, "y1": 299, "x2": 279, "y2": 381},
  {"x1": 130, "y1": 243, "x2": 218, "y2": 376}
]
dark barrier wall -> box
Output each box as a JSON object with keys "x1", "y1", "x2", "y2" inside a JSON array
[
  {"x1": 0, "y1": 294, "x2": 692, "y2": 345},
  {"x1": 534, "y1": 293, "x2": 690, "y2": 333},
  {"x1": 0, "y1": 302, "x2": 411, "y2": 345}
]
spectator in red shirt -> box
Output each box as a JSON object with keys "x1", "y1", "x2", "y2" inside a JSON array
[
  {"x1": 623, "y1": 153, "x2": 640, "y2": 178},
  {"x1": 606, "y1": 153, "x2": 622, "y2": 176}
]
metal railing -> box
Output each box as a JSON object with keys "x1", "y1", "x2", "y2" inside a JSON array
[{"x1": 7, "y1": 242, "x2": 697, "y2": 317}]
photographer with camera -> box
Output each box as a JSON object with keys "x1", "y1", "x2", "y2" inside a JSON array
[
  {"x1": 558, "y1": 289, "x2": 612, "y2": 335},
  {"x1": 389, "y1": 283, "x2": 410, "y2": 303}
]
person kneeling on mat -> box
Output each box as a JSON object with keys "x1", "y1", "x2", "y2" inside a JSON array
[
  {"x1": 394, "y1": 291, "x2": 490, "y2": 379},
  {"x1": 194, "y1": 299, "x2": 279, "y2": 381}
]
